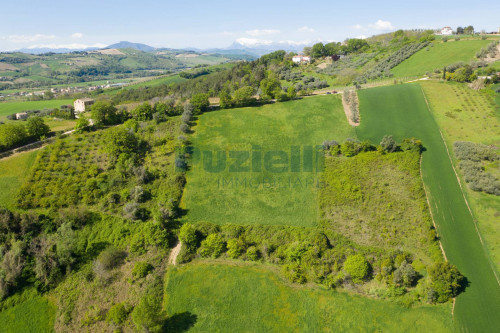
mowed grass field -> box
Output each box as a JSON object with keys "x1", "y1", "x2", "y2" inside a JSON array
[
  {"x1": 356, "y1": 83, "x2": 500, "y2": 332},
  {"x1": 181, "y1": 96, "x2": 355, "y2": 227},
  {"x1": 420, "y1": 81, "x2": 500, "y2": 273},
  {"x1": 165, "y1": 262, "x2": 453, "y2": 332},
  {"x1": 0, "y1": 296, "x2": 56, "y2": 333},
  {"x1": 0, "y1": 150, "x2": 39, "y2": 208},
  {"x1": 391, "y1": 40, "x2": 491, "y2": 77},
  {"x1": 0, "y1": 99, "x2": 74, "y2": 120}
]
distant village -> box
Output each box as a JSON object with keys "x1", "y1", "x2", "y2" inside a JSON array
[{"x1": 0, "y1": 82, "x2": 127, "y2": 100}]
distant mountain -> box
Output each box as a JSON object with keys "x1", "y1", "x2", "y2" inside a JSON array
[
  {"x1": 225, "y1": 40, "x2": 314, "y2": 56},
  {"x1": 16, "y1": 46, "x2": 100, "y2": 54},
  {"x1": 105, "y1": 41, "x2": 155, "y2": 52}
]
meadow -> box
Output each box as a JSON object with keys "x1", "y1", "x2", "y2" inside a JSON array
[
  {"x1": 420, "y1": 81, "x2": 500, "y2": 274},
  {"x1": 356, "y1": 83, "x2": 500, "y2": 332},
  {"x1": 164, "y1": 261, "x2": 454, "y2": 332},
  {"x1": 391, "y1": 40, "x2": 491, "y2": 77},
  {"x1": 0, "y1": 296, "x2": 55, "y2": 333},
  {"x1": 0, "y1": 99, "x2": 74, "y2": 121},
  {"x1": 181, "y1": 95, "x2": 355, "y2": 227},
  {"x1": 0, "y1": 150, "x2": 38, "y2": 208}
]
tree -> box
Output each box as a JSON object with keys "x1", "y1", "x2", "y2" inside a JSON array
[
  {"x1": 260, "y1": 73, "x2": 281, "y2": 99},
  {"x1": 190, "y1": 93, "x2": 210, "y2": 114},
  {"x1": 380, "y1": 135, "x2": 397, "y2": 153},
  {"x1": 343, "y1": 254, "x2": 370, "y2": 283},
  {"x1": 103, "y1": 127, "x2": 140, "y2": 160},
  {"x1": 107, "y1": 303, "x2": 132, "y2": 325},
  {"x1": 198, "y1": 233, "x2": 226, "y2": 258},
  {"x1": 91, "y1": 101, "x2": 118, "y2": 125},
  {"x1": 393, "y1": 260, "x2": 417, "y2": 287},
  {"x1": 0, "y1": 123, "x2": 27, "y2": 150},
  {"x1": 287, "y1": 86, "x2": 297, "y2": 100},
  {"x1": 131, "y1": 102, "x2": 153, "y2": 121},
  {"x1": 132, "y1": 287, "x2": 165, "y2": 332},
  {"x1": 219, "y1": 89, "x2": 233, "y2": 109},
  {"x1": 227, "y1": 238, "x2": 245, "y2": 258},
  {"x1": 179, "y1": 223, "x2": 198, "y2": 252},
  {"x1": 344, "y1": 39, "x2": 369, "y2": 54},
  {"x1": 232, "y1": 86, "x2": 255, "y2": 106},
  {"x1": 25, "y1": 117, "x2": 50, "y2": 140},
  {"x1": 74, "y1": 117, "x2": 90, "y2": 133},
  {"x1": 324, "y1": 42, "x2": 341, "y2": 56},
  {"x1": 311, "y1": 42, "x2": 325, "y2": 58},
  {"x1": 428, "y1": 262, "x2": 465, "y2": 303},
  {"x1": 456, "y1": 26, "x2": 464, "y2": 34},
  {"x1": 464, "y1": 26, "x2": 474, "y2": 35}
]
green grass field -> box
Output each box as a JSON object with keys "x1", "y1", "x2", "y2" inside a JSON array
[
  {"x1": 391, "y1": 40, "x2": 491, "y2": 77},
  {"x1": 181, "y1": 96, "x2": 355, "y2": 226},
  {"x1": 420, "y1": 81, "x2": 500, "y2": 274},
  {"x1": 165, "y1": 262, "x2": 453, "y2": 332},
  {"x1": 0, "y1": 296, "x2": 55, "y2": 333},
  {"x1": 356, "y1": 83, "x2": 500, "y2": 332},
  {"x1": 0, "y1": 99, "x2": 74, "y2": 120},
  {"x1": 0, "y1": 150, "x2": 38, "y2": 208}
]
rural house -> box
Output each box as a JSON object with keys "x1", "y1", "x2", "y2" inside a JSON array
[
  {"x1": 292, "y1": 55, "x2": 311, "y2": 64},
  {"x1": 440, "y1": 27, "x2": 453, "y2": 35},
  {"x1": 74, "y1": 98, "x2": 95, "y2": 112}
]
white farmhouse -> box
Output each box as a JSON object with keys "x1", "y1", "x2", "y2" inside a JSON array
[
  {"x1": 292, "y1": 55, "x2": 311, "y2": 64},
  {"x1": 16, "y1": 112, "x2": 28, "y2": 120},
  {"x1": 74, "y1": 98, "x2": 95, "y2": 112},
  {"x1": 441, "y1": 27, "x2": 453, "y2": 35}
]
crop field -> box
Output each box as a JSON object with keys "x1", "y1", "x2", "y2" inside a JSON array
[
  {"x1": 0, "y1": 150, "x2": 38, "y2": 208},
  {"x1": 0, "y1": 296, "x2": 55, "y2": 333},
  {"x1": 164, "y1": 262, "x2": 453, "y2": 332},
  {"x1": 181, "y1": 95, "x2": 355, "y2": 226},
  {"x1": 391, "y1": 40, "x2": 491, "y2": 77},
  {"x1": 356, "y1": 83, "x2": 500, "y2": 332},
  {"x1": 420, "y1": 81, "x2": 500, "y2": 274},
  {"x1": 0, "y1": 99, "x2": 74, "y2": 120}
]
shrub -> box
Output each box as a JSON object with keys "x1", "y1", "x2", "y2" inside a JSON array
[
  {"x1": 95, "y1": 247, "x2": 126, "y2": 271},
  {"x1": 132, "y1": 262, "x2": 153, "y2": 279},
  {"x1": 428, "y1": 262, "x2": 465, "y2": 303},
  {"x1": 343, "y1": 254, "x2": 370, "y2": 283},
  {"x1": 380, "y1": 135, "x2": 397, "y2": 153},
  {"x1": 246, "y1": 246, "x2": 261, "y2": 261},
  {"x1": 198, "y1": 233, "x2": 226, "y2": 258},
  {"x1": 106, "y1": 302, "x2": 132, "y2": 325},
  {"x1": 393, "y1": 260, "x2": 417, "y2": 287},
  {"x1": 179, "y1": 223, "x2": 198, "y2": 252},
  {"x1": 227, "y1": 238, "x2": 245, "y2": 259}
]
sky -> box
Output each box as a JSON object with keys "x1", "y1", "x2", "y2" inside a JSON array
[{"x1": 0, "y1": 0, "x2": 499, "y2": 51}]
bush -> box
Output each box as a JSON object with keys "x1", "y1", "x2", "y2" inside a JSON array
[
  {"x1": 246, "y1": 246, "x2": 261, "y2": 261},
  {"x1": 343, "y1": 254, "x2": 370, "y2": 283},
  {"x1": 106, "y1": 302, "x2": 132, "y2": 325},
  {"x1": 380, "y1": 135, "x2": 397, "y2": 153},
  {"x1": 179, "y1": 223, "x2": 198, "y2": 252},
  {"x1": 227, "y1": 238, "x2": 245, "y2": 259},
  {"x1": 132, "y1": 262, "x2": 153, "y2": 279},
  {"x1": 428, "y1": 262, "x2": 465, "y2": 303},
  {"x1": 393, "y1": 260, "x2": 417, "y2": 287},
  {"x1": 95, "y1": 247, "x2": 126, "y2": 271},
  {"x1": 198, "y1": 233, "x2": 226, "y2": 258}
]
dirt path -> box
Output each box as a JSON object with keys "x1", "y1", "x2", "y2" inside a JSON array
[
  {"x1": 168, "y1": 242, "x2": 182, "y2": 265},
  {"x1": 340, "y1": 91, "x2": 360, "y2": 127}
]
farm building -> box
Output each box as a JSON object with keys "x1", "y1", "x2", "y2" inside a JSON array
[
  {"x1": 440, "y1": 27, "x2": 453, "y2": 35},
  {"x1": 74, "y1": 98, "x2": 95, "y2": 112},
  {"x1": 16, "y1": 112, "x2": 28, "y2": 120},
  {"x1": 292, "y1": 56, "x2": 311, "y2": 64}
]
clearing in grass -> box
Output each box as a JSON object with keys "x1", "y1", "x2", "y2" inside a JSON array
[
  {"x1": 181, "y1": 95, "x2": 355, "y2": 227},
  {"x1": 164, "y1": 262, "x2": 453, "y2": 332},
  {"x1": 356, "y1": 83, "x2": 500, "y2": 332}
]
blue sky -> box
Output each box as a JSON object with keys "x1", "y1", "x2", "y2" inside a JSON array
[{"x1": 0, "y1": 0, "x2": 499, "y2": 50}]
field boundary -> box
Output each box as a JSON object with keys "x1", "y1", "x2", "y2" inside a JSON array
[{"x1": 418, "y1": 85, "x2": 500, "y2": 287}]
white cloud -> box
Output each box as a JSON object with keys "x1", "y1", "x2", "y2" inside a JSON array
[
  {"x1": 71, "y1": 32, "x2": 83, "y2": 39},
  {"x1": 245, "y1": 29, "x2": 280, "y2": 36},
  {"x1": 298, "y1": 26, "x2": 315, "y2": 33},
  {"x1": 368, "y1": 20, "x2": 395, "y2": 31},
  {"x1": 6, "y1": 34, "x2": 56, "y2": 43},
  {"x1": 28, "y1": 43, "x2": 106, "y2": 50},
  {"x1": 235, "y1": 38, "x2": 273, "y2": 46}
]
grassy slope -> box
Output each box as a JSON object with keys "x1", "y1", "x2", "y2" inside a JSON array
[
  {"x1": 391, "y1": 40, "x2": 491, "y2": 77},
  {"x1": 165, "y1": 262, "x2": 453, "y2": 332},
  {"x1": 0, "y1": 296, "x2": 55, "y2": 333},
  {"x1": 181, "y1": 96, "x2": 355, "y2": 227},
  {"x1": 356, "y1": 83, "x2": 500, "y2": 332},
  {"x1": 420, "y1": 81, "x2": 500, "y2": 274},
  {"x1": 0, "y1": 99, "x2": 74, "y2": 120},
  {"x1": 0, "y1": 150, "x2": 38, "y2": 208}
]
